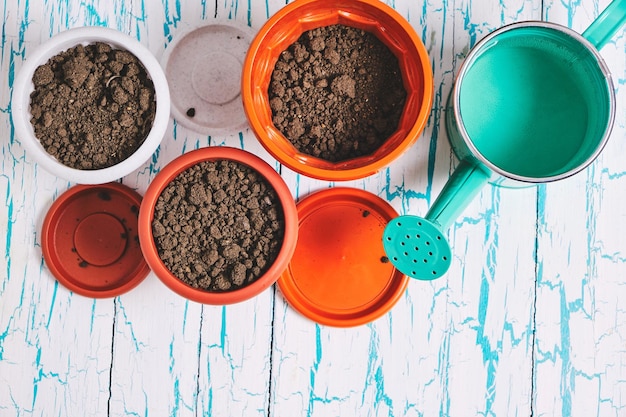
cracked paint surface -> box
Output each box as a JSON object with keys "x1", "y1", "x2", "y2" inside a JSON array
[{"x1": 0, "y1": 0, "x2": 625, "y2": 416}]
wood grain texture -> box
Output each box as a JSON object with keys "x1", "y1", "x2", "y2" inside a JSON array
[
  {"x1": 0, "y1": 0, "x2": 624, "y2": 416},
  {"x1": 535, "y1": 1, "x2": 626, "y2": 417}
]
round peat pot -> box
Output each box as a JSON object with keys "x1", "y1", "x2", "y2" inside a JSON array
[
  {"x1": 384, "y1": 1, "x2": 626, "y2": 280},
  {"x1": 242, "y1": 0, "x2": 433, "y2": 181},
  {"x1": 11, "y1": 27, "x2": 170, "y2": 184},
  {"x1": 138, "y1": 147, "x2": 298, "y2": 305}
]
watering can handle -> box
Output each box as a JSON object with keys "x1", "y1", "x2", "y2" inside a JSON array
[
  {"x1": 424, "y1": 158, "x2": 491, "y2": 231},
  {"x1": 582, "y1": 0, "x2": 626, "y2": 50}
]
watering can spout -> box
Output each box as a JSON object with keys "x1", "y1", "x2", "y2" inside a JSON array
[
  {"x1": 582, "y1": 0, "x2": 626, "y2": 50},
  {"x1": 425, "y1": 158, "x2": 491, "y2": 231}
]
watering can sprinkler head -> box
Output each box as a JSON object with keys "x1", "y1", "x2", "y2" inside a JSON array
[
  {"x1": 383, "y1": 216, "x2": 452, "y2": 280},
  {"x1": 382, "y1": 159, "x2": 491, "y2": 280}
]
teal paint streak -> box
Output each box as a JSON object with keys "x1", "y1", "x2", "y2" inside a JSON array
[
  {"x1": 465, "y1": 188, "x2": 500, "y2": 417},
  {"x1": 0, "y1": 324, "x2": 9, "y2": 361},
  {"x1": 32, "y1": 346, "x2": 69, "y2": 410},
  {"x1": 475, "y1": 277, "x2": 494, "y2": 388},
  {"x1": 220, "y1": 306, "x2": 226, "y2": 354},
  {"x1": 306, "y1": 325, "x2": 322, "y2": 416},
  {"x1": 18, "y1": 0, "x2": 31, "y2": 44},
  {"x1": 294, "y1": 174, "x2": 301, "y2": 199},
  {"x1": 559, "y1": 285, "x2": 572, "y2": 417},
  {"x1": 145, "y1": 146, "x2": 161, "y2": 178},
  {"x1": 117, "y1": 0, "x2": 130, "y2": 32},
  {"x1": 182, "y1": 300, "x2": 190, "y2": 335},
  {"x1": 1, "y1": 0, "x2": 7, "y2": 68},
  {"x1": 374, "y1": 367, "x2": 394, "y2": 413},
  {"x1": 425, "y1": 76, "x2": 444, "y2": 206},
  {"x1": 162, "y1": 0, "x2": 182, "y2": 43},
  {"x1": 32, "y1": 347, "x2": 41, "y2": 408},
  {"x1": 462, "y1": 2, "x2": 480, "y2": 49},
  {"x1": 89, "y1": 299, "x2": 97, "y2": 334},
  {"x1": 45, "y1": 280, "x2": 58, "y2": 328},
  {"x1": 381, "y1": 168, "x2": 428, "y2": 215},
  {"x1": 169, "y1": 336, "x2": 175, "y2": 373},
  {"x1": 171, "y1": 378, "x2": 180, "y2": 416},
  {"x1": 204, "y1": 351, "x2": 214, "y2": 417},
  {"x1": 439, "y1": 0, "x2": 448, "y2": 61},
  {"x1": 226, "y1": 0, "x2": 239, "y2": 20},
  {"x1": 601, "y1": 167, "x2": 626, "y2": 180},
  {"x1": 535, "y1": 176, "x2": 594, "y2": 416},
  {"x1": 18, "y1": 272, "x2": 26, "y2": 312},
  {"x1": 200, "y1": 0, "x2": 208, "y2": 19},
  {"x1": 365, "y1": 328, "x2": 395, "y2": 415},
  {"x1": 121, "y1": 403, "x2": 143, "y2": 417},
  {"x1": 238, "y1": 132, "x2": 245, "y2": 149},
  {"x1": 83, "y1": 4, "x2": 108, "y2": 27},
  {"x1": 4, "y1": 180, "x2": 12, "y2": 275},
  {"x1": 418, "y1": 1, "x2": 428, "y2": 42},
  {"x1": 116, "y1": 301, "x2": 145, "y2": 352},
  {"x1": 439, "y1": 326, "x2": 451, "y2": 417},
  {"x1": 247, "y1": 0, "x2": 252, "y2": 27},
  {"x1": 563, "y1": 0, "x2": 582, "y2": 29},
  {"x1": 132, "y1": 0, "x2": 148, "y2": 40}
]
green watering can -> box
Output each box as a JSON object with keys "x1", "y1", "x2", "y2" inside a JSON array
[{"x1": 384, "y1": 0, "x2": 626, "y2": 280}]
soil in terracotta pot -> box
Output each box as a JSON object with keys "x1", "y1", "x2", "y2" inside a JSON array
[
  {"x1": 29, "y1": 42, "x2": 157, "y2": 170},
  {"x1": 268, "y1": 24, "x2": 407, "y2": 163},
  {"x1": 152, "y1": 160, "x2": 285, "y2": 292}
]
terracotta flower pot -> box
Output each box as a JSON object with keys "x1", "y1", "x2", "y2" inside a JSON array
[{"x1": 138, "y1": 147, "x2": 298, "y2": 305}]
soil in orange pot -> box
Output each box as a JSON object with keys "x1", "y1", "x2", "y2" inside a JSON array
[{"x1": 268, "y1": 24, "x2": 406, "y2": 162}]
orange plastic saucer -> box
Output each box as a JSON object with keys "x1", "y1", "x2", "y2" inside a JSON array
[
  {"x1": 42, "y1": 183, "x2": 149, "y2": 298},
  {"x1": 278, "y1": 188, "x2": 409, "y2": 327}
]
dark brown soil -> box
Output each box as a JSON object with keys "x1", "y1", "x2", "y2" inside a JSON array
[
  {"x1": 152, "y1": 160, "x2": 285, "y2": 292},
  {"x1": 29, "y1": 42, "x2": 156, "y2": 170},
  {"x1": 269, "y1": 24, "x2": 407, "y2": 163}
]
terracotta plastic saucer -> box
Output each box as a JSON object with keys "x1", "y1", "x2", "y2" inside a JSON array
[
  {"x1": 42, "y1": 182, "x2": 149, "y2": 298},
  {"x1": 278, "y1": 187, "x2": 409, "y2": 327}
]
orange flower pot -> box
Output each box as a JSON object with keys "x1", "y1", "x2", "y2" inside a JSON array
[{"x1": 242, "y1": 0, "x2": 433, "y2": 181}]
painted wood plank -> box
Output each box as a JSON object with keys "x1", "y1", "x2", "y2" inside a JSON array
[
  {"x1": 534, "y1": 1, "x2": 626, "y2": 416},
  {"x1": 0, "y1": 1, "x2": 137, "y2": 416},
  {"x1": 420, "y1": 0, "x2": 538, "y2": 410}
]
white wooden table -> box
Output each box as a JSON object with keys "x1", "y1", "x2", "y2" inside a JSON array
[{"x1": 1, "y1": 0, "x2": 625, "y2": 416}]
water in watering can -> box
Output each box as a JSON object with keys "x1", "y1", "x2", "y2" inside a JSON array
[{"x1": 458, "y1": 27, "x2": 610, "y2": 179}]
